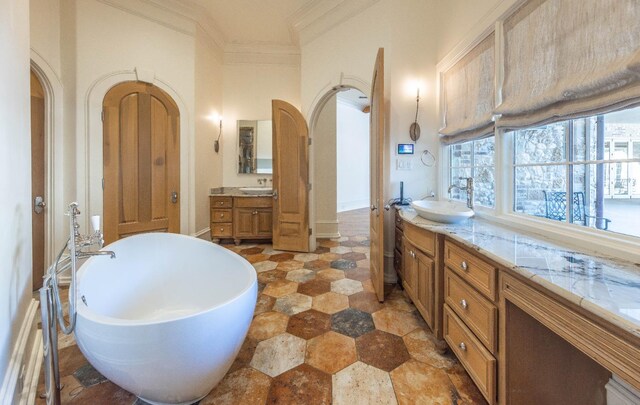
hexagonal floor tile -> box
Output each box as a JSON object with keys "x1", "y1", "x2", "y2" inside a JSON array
[
  {"x1": 274, "y1": 293, "x2": 312, "y2": 316},
  {"x1": 254, "y1": 294, "x2": 276, "y2": 316},
  {"x1": 390, "y1": 360, "x2": 457, "y2": 405},
  {"x1": 314, "y1": 245, "x2": 330, "y2": 254},
  {"x1": 339, "y1": 240, "x2": 361, "y2": 247},
  {"x1": 372, "y1": 307, "x2": 421, "y2": 336},
  {"x1": 319, "y1": 239, "x2": 340, "y2": 248},
  {"x1": 384, "y1": 290, "x2": 417, "y2": 312},
  {"x1": 287, "y1": 309, "x2": 331, "y2": 340},
  {"x1": 266, "y1": 364, "x2": 332, "y2": 405},
  {"x1": 258, "y1": 270, "x2": 286, "y2": 284},
  {"x1": 318, "y1": 252, "x2": 341, "y2": 262},
  {"x1": 277, "y1": 260, "x2": 304, "y2": 272},
  {"x1": 330, "y1": 246, "x2": 352, "y2": 254},
  {"x1": 316, "y1": 268, "x2": 346, "y2": 282},
  {"x1": 361, "y1": 279, "x2": 375, "y2": 293},
  {"x1": 447, "y1": 362, "x2": 489, "y2": 404},
  {"x1": 293, "y1": 253, "x2": 319, "y2": 262},
  {"x1": 247, "y1": 311, "x2": 290, "y2": 341},
  {"x1": 305, "y1": 331, "x2": 357, "y2": 374},
  {"x1": 303, "y1": 259, "x2": 330, "y2": 271},
  {"x1": 312, "y1": 292, "x2": 349, "y2": 315},
  {"x1": 263, "y1": 280, "x2": 299, "y2": 298},
  {"x1": 344, "y1": 267, "x2": 370, "y2": 282},
  {"x1": 270, "y1": 252, "x2": 295, "y2": 262},
  {"x1": 250, "y1": 333, "x2": 306, "y2": 377},
  {"x1": 297, "y1": 279, "x2": 331, "y2": 297},
  {"x1": 331, "y1": 308, "x2": 375, "y2": 338},
  {"x1": 201, "y1": 367, "x2": 271, "y2": 405},
  {"x1": 330, "y1": 259, "x2": 357, "y2": 270},
  {"x1": 402, "y1": 328, "x2": 456, "y2": 369},
  {"x1": 285, "y1": 269, "x2": 316, "y2": 283},
  {"x1": 348, "y1": 291, "x2": 383, "y2": 313},
  {"x1": 246, "y1": 253, "x2": 270, "y2": 264},
  {"x1": 352, "y1": 245, "x2": 369, "y2": 253},
  {"x1": 332, "y1": 361, "x2": 397, "y2": 405},
  {"x1": 228, "y1": 337, "x2": 259, "y2": 374},
  {"x1": 356, "y1": 259, "x2": 370, "y2": 268},
  {"x1": 355, "y1": 330, "x2": 410, "y2": 372},
  {"x1": 240, "y1": 246, "x2": 264, "y2": 255},
  {"x1": 342, "y1": 252, "x2": 367, "y2": 261},
  {"x1": 331, "y1": 279, "x2": 363, "y2": 296},
  {"x1": 254, "y1": 261, "x2": 278, "y2": 273}
]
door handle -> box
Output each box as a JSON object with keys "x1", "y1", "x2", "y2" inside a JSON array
[
  {"x1": 370, "y1": 205, "x2": 377, "y2": 212},
  {"x1": 171, "y1": 191, "x2": 179, "y2": 204},
  {"x1": 272, "y1": 190, "x2": 278, "y2": 200},
  {"x1": 34, "y1": 196, "x2": 46, "y2": 214}
]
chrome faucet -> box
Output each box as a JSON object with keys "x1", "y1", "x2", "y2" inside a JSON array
[
  {"x1": 448, "y1": 177, "x2": 474, "y2": 209},
  {"x1": 258, "y1": 178, "x2": 268, "y2": 187}
]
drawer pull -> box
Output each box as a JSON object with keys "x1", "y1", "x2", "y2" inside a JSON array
[
  {"x1": 459, "y1": 342, "x2": 467, "y2": 351},
  {"x1": 219, "y1": 201, "x2": 224, "y2": 206},
  {"x1": 220, "y1": 214, "x2": 224, "y2": 218},
  {"x1": 460, "y1": 299, "x2": 468, "y2": 309},
  {"x1": 410, "y1": 250, "x2": 416, "y2": 259},
  {"x1": 252, "y1": 210, "x2": 258, "y2": 215},
  {"x1": 460, "y1": 261, "x2": 468, "y2": 271}
]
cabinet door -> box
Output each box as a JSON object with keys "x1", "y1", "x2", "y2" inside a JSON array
[
  {"x1": 402, "y1": 241, "x2": 417, "y2": 300},
  {"x1": 415, "y1": 249, "x2": 435, "y2": 329},
  {"x1": 234, "y1": 208, "x2": 254, "y2": 237},
  {"x1": 255, "y1": 209, "x2": 273, "y2": 237}
]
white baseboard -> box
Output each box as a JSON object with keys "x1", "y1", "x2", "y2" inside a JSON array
[
  {"x1": 337, "y1": 199, "x2": 369, "y2": 213},
  {"x1": 193, "y1": 227, "x2": 211, "y2": 239},
  {"x1": 0, "y1": 299, "x2": 42, "y2": 405},
  {"x1": 607, "y1": 375, "x2": 640, "y2": 405},
  {"x1": 315, "y1": 220, "x2": 340, "y2": 238}
]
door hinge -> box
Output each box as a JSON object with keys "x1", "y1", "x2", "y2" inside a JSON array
[
  {"x1": 309, "y1": 228, "x2": 312, "y2": 236},
  {"x1": 102, "y1": 178, "x2": 104, "y2": 190},
  {"x1": 307, "y1": 183, "x2": 312, "y2": 191},
  {"x1": 308, "y1": 138, "x2": 312, "y2": 146},
  {"x1": 101, "y1": 109, "x2": 105, "y2": 122}
]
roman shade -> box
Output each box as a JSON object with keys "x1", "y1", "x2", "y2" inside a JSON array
[
  {"x1": 495, "y1": 0, "x2": 640, "y2": 129},
  {"x1": 440, "y1": 32, "x2": 495, "y2": 145}
]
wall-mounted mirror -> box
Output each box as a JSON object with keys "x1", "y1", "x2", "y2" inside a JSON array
[{"x1": 237, "y1": 120, "x2": 273, "y2": 174}]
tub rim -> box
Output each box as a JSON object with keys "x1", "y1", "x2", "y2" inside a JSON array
[{"x1": 75, "y1": 233, "x2": 257, "y2": 327}]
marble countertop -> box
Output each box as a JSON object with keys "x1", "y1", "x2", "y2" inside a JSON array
[
  {"x1": 209, "y1": 187, "x2": 273, "y2": 197},
  {"x1": 399, "y1": 208, "x2": 640, "y2": 338}
]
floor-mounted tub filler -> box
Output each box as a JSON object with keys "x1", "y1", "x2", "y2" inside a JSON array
[{"x1": 40, "y1": 203, "x2": 257, "y2": 405}]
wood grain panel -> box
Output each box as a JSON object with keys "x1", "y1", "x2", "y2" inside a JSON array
[
  {"x1": 211, "y1": 196, "x2": 233, "y2": 208},
  {"x1": 119, "y1": 93, "x2": 139, "y2": 224},
  {"x1": 150, "y1": 95, "x2": 168, "y2": 220},
  {"x1": 444, "y1": 240, "x2": 497, "y2": 301},
  {"x1": 235, "y1": 196, "x2": 272, "y2": 208},
  {"x1": 404, "y1": 222, "x2": 436, "y2": 256},
  {"x1": 211, "y1": 209, "x2": 232, "y2": 223}
]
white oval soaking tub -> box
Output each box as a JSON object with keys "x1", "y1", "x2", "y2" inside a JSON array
[{"x1": 75, "y1": 233, "x2": 257, "y2": 405}]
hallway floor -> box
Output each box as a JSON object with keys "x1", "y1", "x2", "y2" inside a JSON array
[{"x1": 37, "y1": 208, "x2": 486, "y2": 404}]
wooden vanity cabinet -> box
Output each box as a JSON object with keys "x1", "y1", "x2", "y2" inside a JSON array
[
  {"x1": 401, "y1": 221, "x2": 442, "y2": 338},
  {"x1": 210, "y1": 195, "x2": 273, "y2": 244},
  {"x1": 394, "y1": 208, "x2": 404, "y2": 279}
]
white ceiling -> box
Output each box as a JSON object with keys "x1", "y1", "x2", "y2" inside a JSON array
[{"x1": 188, "y1": 0, "x2": 312, "y2": 46}]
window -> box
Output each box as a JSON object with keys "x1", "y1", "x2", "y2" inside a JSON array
[
  {"x1": 449, "y1": 137, "x2": 495, "y2": 208},
  {"x1": 511, "y1": 106, "x2": 640, "y2": 238}
]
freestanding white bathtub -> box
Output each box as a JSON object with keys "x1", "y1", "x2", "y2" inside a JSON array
[{"x1": 74, "y1": 233, "x2": 257, "y2": 405}]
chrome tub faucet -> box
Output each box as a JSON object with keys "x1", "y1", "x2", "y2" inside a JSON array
[{"x1": 448, "y1": 177, "x2": 474, "y2": 209}]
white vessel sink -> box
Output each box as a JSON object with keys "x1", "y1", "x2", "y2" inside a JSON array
[
  {"x1": 239, "y1": 187, "x2": 273, "y2": 195},
  {"x1": 410, "y1": 200, "x2": 474, "y2": 223}
]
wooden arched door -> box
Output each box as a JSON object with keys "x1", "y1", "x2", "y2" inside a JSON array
[
  {"x1": 31, "y1": 70, "x2": 46, "y2": 290},
  {"x1": 103, "y1": 81, "x2": 180, "y2": 244}
]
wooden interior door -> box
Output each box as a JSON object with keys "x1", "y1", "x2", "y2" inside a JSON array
[
  {"x1": 370, "y1": 48, "x2": 386, "y2": 302},
  {"x1": 31, "y1": 70, "x2": 46, "y2": 291},
  {"x1": 103, "y1": 81, "x2": 180, "y2": 244},
  {"x1": 271, "y1": 100, "x2": 309, "y2": 252}
]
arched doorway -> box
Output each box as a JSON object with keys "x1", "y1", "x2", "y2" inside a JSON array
[
  {"x1": 31, "y1": 69, "x2": 46, "y2": 290},
  {"x1": 102, "y1": 81, "x2": 180, "y2": 244},
  {"x1": 309, "y1": 86, "x2": 370, "y2": 239}
]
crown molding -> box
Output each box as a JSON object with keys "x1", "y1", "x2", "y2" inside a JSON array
[{"x1": 289, "y1": 0, "x2": 381, "y2": 46}]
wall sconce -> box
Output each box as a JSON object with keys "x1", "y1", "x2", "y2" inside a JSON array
[
  {"x1": 410, "y1": 87, "x2": 421, "y2": 142},
  {"x1": 213, "y1": 116, "x2": 223, "y2": 153}
]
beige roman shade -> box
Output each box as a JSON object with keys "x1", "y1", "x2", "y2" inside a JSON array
[
  {"x1": 495, "y1": 0, "x2": 640, "y2": 129},
  {"x1": 440, "y1": 32, "x2": 496, "y2": 145}
]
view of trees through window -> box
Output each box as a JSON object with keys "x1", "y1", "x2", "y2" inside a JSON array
[
  {"x1": 512, "y1": 106, "x2": 640, "y2": 237},
  {"x1": 449, "y1": 137, "x2": 495, "y2": 208}
]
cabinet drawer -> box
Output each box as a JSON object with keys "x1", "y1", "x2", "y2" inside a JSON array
[
  {"x1": 395, "y1": 209, "x2": 404, "y2": 230},
  {"x1": 211, "y1": 196, "x2": 232, "y2": 208},
  {"x1": 235, "y1": 196, "x2": 273, "y2": 208},
  {"x1": 444, "y1": 305, "x2": 496, "y2": 404},
  {"x1": 211, "y1": 209, "x2": 232, "y2": 223},
  {"x1": 444, "y1": 241, "x2": 497, "y2": 301},
  {"x1": 404, "y1": 222, "x2": 435, "y2": 257},
  {"x1": 445, "y1": 269, "x2": 497, "y2": 353},
  {"x1": 211, "y1": 223, "x2": 232, "y2": 237}
]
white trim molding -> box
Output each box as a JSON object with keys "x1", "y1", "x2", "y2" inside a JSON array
[
  {"x1": 81, "y1": 69, "x2": 195, "y2": 236},
  {"x1": 315, "y1": 220, "x2": 340, "y2": 239},
  {"x1": 0, "y1": 300, "x2": 42, "y2": 405}
]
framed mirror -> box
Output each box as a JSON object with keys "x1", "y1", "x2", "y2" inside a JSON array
[{"x1": 237, "y1": 120, "x2": 273, "y2": 174}]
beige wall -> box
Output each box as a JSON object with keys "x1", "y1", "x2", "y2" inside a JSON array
[
  {"x1": 337, "y1": 100, "x2": 369, "y2": 212},
  {"x1": 0, "y1": 0, "x2": 32, "y2": 385},
  {"x1": 313, "y1": 94, "x2": 338, "y2": 237},
  {"x1": 221, "y1": 63, "x2": 301, "y2": 187}
]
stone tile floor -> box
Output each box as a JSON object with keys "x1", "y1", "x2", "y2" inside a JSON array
[{"x1": 36, "y1": 209, "x2": 487, "y2": 404}]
